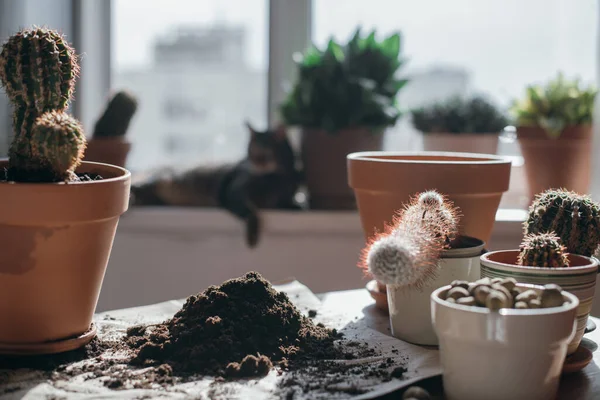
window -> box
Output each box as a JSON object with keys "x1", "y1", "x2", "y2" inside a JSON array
[
  {"x1": 313, "y1": 0, "x2": 597, "y2": 209},
  {"x1": 111, "y1": 0, "x2": 268, "y2": 172}
]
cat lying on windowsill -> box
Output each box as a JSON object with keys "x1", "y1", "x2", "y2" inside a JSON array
[{"x1": 129, "y1": 122, "x2": 303, "y2": 248}]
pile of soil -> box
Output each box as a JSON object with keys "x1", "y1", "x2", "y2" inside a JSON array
[
  {"x1": 1, "y1": 167, "x2": 103, "y2": 183},
  {"x1": 126, "y1": 272, "x2": 344, "y2": 378}
]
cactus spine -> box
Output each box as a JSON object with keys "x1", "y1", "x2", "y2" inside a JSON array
[
  {"x1": 0, "y1": 27, "x2": 85, "y2": 182},
  {"x1": 518, "y1": 232, "x2": 570, "y2": 268},
  {"x1": 363, "y1": 190, "x2": 459, "y2": 288},
  {"x1": 524, "y1": 189, "x2": 600, "y2": 257}
]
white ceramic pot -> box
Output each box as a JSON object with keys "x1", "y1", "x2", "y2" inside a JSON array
[
  {"x1": 480, "y1": 250, "x2": 598, "y2": 355},
  {"x1": 387, "y1": 236, "x2": 484, "y2": 345},
  {"x1": 431, "y1": 283, "x2": 579, "y2": 400}
]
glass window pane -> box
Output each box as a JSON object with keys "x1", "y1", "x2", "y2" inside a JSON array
[{"x1": 112, "y1": 0, "x2": 267, "y2": 172}]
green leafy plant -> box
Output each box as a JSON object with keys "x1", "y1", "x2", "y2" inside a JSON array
[
  {"x1": 410, "y1": 95, "x2": 508, "y2": 134},
  {"x1": 511, "y1": 72, "x2": 597, "y2": 138},
  {"x1": 0, "y1": 27, "x2": 86, "y2": 182},
  {"x1": 280, "y1": 28, "x2": 408, "y2": 133}
]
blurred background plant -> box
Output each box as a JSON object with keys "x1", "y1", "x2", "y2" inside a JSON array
[
  {"x1": 410, "y1": 95, "x2": 508, "y2": 134},
  {"x1": 280, "y1": 28, "x2": 408, "y2": 133},
  {"x1": 511, "y1": 72, "x2": 597, "y2": 138}
]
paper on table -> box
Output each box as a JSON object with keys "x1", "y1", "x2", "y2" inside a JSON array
[{"x1": 0, "y1": 281, "x2": 442, "y2": 400}]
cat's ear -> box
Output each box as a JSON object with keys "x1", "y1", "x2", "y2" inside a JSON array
[
  {"x1": 246, "y1": 120, "x2": 258, "y2": 137},
  {"x1": 273, "y1": 124, "x2": 287, "y2": 141}
]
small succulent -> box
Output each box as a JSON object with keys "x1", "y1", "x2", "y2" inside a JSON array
[
  {"x1": 517, "y1": 232, "x2": 569, "y2": 268},
  {"x1": 280, "y1": 27, "x2": 408, "y2": 133},
  {"x1": 411, "y1": 95, "x2": 508, "y2": 134},
  {"x1": 511, "y1": 72, "x2": 597, "y2": 138},
  {"x1": 362, "y1": 190, "x2": 459, "y2": 288},
  {"x1": 0, "y1": 27, "x2": 86, "y2": 182},
  {"x1": 92, "y1": 90, "x2": 139, "y2": 139},
  {"x1": 525, "y1": 189, "x2": 600, "y2": 257}
]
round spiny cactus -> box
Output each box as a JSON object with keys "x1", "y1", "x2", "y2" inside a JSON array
[
  {"x1": 404, "y1": 190, "x2": 459, "y2": 248},
  {"x1": 28, "y1": 111, "x2": 86, "y2": 180},
  {"x1": 517, "y1": 232, "x2": 570, "y2": 268},
  {"x1": 525, "y1": 189, "x2": 600, "y2": 257},
  {"x1": 0, "y1": 27, "x2": 79, "y2": 112}
]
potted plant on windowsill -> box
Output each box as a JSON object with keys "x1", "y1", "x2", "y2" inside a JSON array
[
  {"x1": 511, "y1": 73, "x2": 597, "y2": 199},
  {"x1": 84, "y1": 90, "x2": 138, "y2": 168},
  {"x1": 411, "y1": 95, "x2": 508, "y2": 154},
  {"x1": 0, "y1": 27, "x2": 131, "y2": 355},
  {"x1": 280, "y1": 28, "x2": 408, "y2": 210},
  {"x1": 362, "y1": 191, "x2": 484, "y2": 342},
  {"x1": 480, "y1": 189, "x2": 600, "y2": 355}
]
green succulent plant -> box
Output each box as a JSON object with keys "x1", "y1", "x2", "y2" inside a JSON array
[
  {"x1": 511, "y1": 72, "x2": 597, "y2": 139},
  {"x1": 280, "y1": 28, "x2": 408, "y2": 133},
  {"x1": 0, "y1": 27, "x2": 86, "y2": 182},
  {"x1": 410, "y1": 95, "x2": 508, "y2": 134}
]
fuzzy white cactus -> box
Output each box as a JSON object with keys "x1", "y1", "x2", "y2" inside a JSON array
[{"x1": 362, "y1": 190, "x2": 460, "y2": 288}]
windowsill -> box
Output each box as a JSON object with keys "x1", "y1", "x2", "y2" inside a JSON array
[{"x1": 99, "y1": 206, "x2": 526, "y2": 313}]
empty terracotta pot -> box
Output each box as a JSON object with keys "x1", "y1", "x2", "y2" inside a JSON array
[
  {"x1": 302, "y1": 127, "x2": 383, "y2": 210},
  {"x1": 347, "y1": 151, "x2": 512, "y2": 245},
  {"x1": 422, "y1": 133, "x2": 499, "y2": 154},
  {"x1": 0, "y1": 161, "x2": 130, "y2": 349},
  {"x1": 517, "y1": 125, "x2": 592, "y2": 199},
  {"x1": 84, "y1": 137, "x2": 132, "y2": 168}
]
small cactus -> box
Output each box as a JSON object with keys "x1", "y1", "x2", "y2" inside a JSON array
[
  {"x1": 0, "y1": 27, "x2": 86, "y2": 182},
  {"x1": 525, "y1": 189, "x2": 600, "y2": 257},
  {"x1": 92, "y1": 90, "x2": 139, "y2": 139},
  {"x1": 517, "y1": 232, "x2": 570, "y2": 268},
  {"x1": 362, "y1": 190, "x2": 460, "y2": 288}
]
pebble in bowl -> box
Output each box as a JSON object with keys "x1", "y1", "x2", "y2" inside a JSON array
[{"x1": 431, "y1": 278, "x2": 579, "y2": 400}]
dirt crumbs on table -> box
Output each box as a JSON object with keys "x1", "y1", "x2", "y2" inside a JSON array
[{"x1": 126, "y1": 271, "x2": 344, "y2": 377}]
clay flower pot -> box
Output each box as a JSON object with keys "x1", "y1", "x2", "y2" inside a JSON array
[
  {"x1": 432, "y1": 283, "x2": 579, "y2": 400},
  {"x1": 480, "y1": 250, "x2": 598, "y2": 355},
  {"x1": 302, "y1": 127, "x2": 383, "y2": 210},
  {"x1": 517, "y1": 125, "x2": 592, "y2": 199},
  {"x1": 422, "y1": 133, "x2": 499, "y2": 154},
  {"x1": 84, "y1": 137, "x2": 132, "y2": 168},
  {"x1": 347, "y1": 151, "x2": 511, "y2": 245},
  {"x1": 0, "y1": 160, "x2": 130, "y2": 354},
  {"x1": 388, "y1": 236, "x2": 484, "y2": 345}
]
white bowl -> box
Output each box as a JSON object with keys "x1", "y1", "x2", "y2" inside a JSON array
[{"x1": 431, "y1": 283, "x2": 579, "y2": 400}]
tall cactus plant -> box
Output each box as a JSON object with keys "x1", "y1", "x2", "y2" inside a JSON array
[
  {"x1": 363, "y1": 190, "x2": 459, "y2": 288},
  {"x1": 0, "y1": 27, "x2": 85, "y2": 182}
]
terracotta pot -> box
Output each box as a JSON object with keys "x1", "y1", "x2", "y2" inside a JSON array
[
  {"x1": 302, "y1": 127, "x2": 383, "y2": 210},
  {"x1": 84, "y1": 137, "x2": 132, "y2": 168},
  {"x1": 347, "y1": 151, "x2": 512, "y2": 245},
  {"x1": 422, "y1": 133, "x2": 499, "y2": 154},
  {"x1": 480, "y1": 250, "x2": 598, "y2": 355},
  {"x1": 517, "y1": 125, "x2": 592, "y2": 199},
  {"x1": 0, "y1": 161, "x2": 131, "y2": 348}
]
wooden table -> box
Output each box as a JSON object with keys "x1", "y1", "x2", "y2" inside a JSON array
[{"x1": 317, "y1": 289, "x2": 600, "y2": 400}]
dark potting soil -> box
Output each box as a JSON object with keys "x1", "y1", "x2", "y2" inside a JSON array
[
  {"x1": 1, "y1": 272, "x2": 408, "y2": 397},
  {"x1": 126, "y1": 271, "x2": 345, "y2": 377},
  {"x1": 1, "y1": 167, "x2": 103, "y2": 183}
]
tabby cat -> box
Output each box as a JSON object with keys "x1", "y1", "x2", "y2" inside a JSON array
[{"x1": 130, "y1": 122, "x2": 301, "y2": 248}]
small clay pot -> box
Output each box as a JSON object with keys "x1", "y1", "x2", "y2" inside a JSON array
[
  {"x1": 422, "y1": 133, "x2": 499, "y2": 154},
  {"x1": 517, "y1": 125, "x2": 592, "y2": 199},
  {"x1": 84, "y1": 137, "x2": 132, "y2": 168},
  {"x1": 302, "y1": 127, "x2": 383, "y2": 210},
  {"x1": 0, "y1": 160, "x2": 130, "y2": 351},
  {"x1": 480, "y1": 250, "x2": 598, "y2": 355}
]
